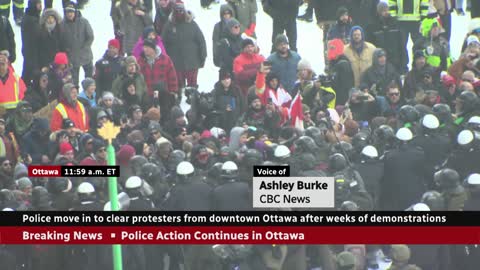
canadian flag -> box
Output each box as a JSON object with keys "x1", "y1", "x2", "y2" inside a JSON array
[{"x1": 289, "y1": 93, "x2": 304, "y2": 131}]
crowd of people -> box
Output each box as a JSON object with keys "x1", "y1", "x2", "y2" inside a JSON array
[{"x1": 1, "y1": 0, "x2": 480, "y2": 269}]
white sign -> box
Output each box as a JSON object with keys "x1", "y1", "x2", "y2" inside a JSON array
[{"x1": 252, "y1": 177, "x2": 335, "y2": 208}]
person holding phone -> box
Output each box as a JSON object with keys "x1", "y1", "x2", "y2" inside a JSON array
[
  {"x1": 346, "y1": 86, "x2": 378, "y2": 122},
  {"x1": 212, "y1": 70, "x2": 242, "y2": 132}
]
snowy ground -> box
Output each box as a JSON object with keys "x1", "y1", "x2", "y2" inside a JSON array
[{"x1": 9, "y1": 0, "x2": 472, "y2": 109}]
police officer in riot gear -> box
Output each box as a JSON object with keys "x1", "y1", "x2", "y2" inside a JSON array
[
  {"x1": 447, "y1": 130, "x2": 480, "y2": 179},
  {"x1": 372, "y1": 124, "x2": 396, "y2": 157},
  {"x1": 353, "y1": 145, "x2": 383, "y2": 209},
  {"x1": 125, "y1": 176, "x2": 155, "y2": 211},
  {"x1": 434, "y1": 168, "x2": 468, "y2": 211},
  {"x1": 304, "y1": 126, "x2": 330, "y2": 162},
  {"x1": 398, "y1": 105, "x2": 420, "y2": 131},
  {"x1": 464, "y1": 174, "x2": 480, "y2": 211},
  {"x1": 351, "y1": 132, "x2": 370, "y2": 163},
  {"x1": 329, "y1": 153, "x2": 373, "y2": 210},
  {"x1": 381, "y1": 128, "x2": 427, "y2": 210},
  {"x1": 239, "y1": 149, "x2": 263, "y2": 184},
  {"x1": 163, "y1": 161, "x2": 212, "y2": 211},
  {"x1": 75, "y1": 182, "x2": 103, "y2": 211},
  {"x1": 273, "y1": 145, "x2": 291, "y2": 165},
  {"x1": 212, "y1": 161, "x2": 252, "y2": 211},
  {"x1": 454, "y1": 91, "x2": 480, "y2": 128},
  {"x1": 140, "y1": 162, "x2": 169, "y2": 206},
  {"x1": 411, "y1": 114, "x2": 452, "y2": 188},
  {"x1": 130, "y1": 155, "x2": 149, "y2": 176}
]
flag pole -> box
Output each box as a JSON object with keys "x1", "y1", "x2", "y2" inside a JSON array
[{"x1": 99, "y1": 121, "x2": 123, "y2": 270}]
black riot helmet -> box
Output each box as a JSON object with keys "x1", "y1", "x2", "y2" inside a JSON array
[
  {"x1": 329, "y1": 153, "x2": 348, "y2": 172},
  {"x1": 243, "y1": 149, "x2": 263, "y2": 167},
  {"x1": 219, "y1": 146, "x2": 237, "y2": 162},
  {"x1": 330, "y1": 141, "x2": 354, "y2": 159},
  {"x1": 432, "y1": 103, "x2": 452, "y2": 124},
  {"x1": 399, "y1": 105, "x2": 420, "y2": 124},
  {"x1": 129, "y1": 155, "x2": 148, "y2": 175},
  {"x1": 351, "y1": 132, "x2": 369, "y2": 153},
  {"x1": 166, "y1": 150, "x2": 186, "y2": 172},
  {"x1": 457, "y1": 91, "x2": 478, "y2": 114},
  {"x1": 434, "y1": 168, "x2": 460, "y2": 189},
  {"x1": 208, "y1": 162, "x2": 224, "y2": 179},
  {"x1": 421, "y1": 191, "x2": 445, "y2": 211},
  {"x1": 339, "y1": 200, "x2": 359, "y2": 211},
  {"x1": 140, "y1": 163, "x2": 164, "y2": 184},
  {"x1": 304, "y1": 126, "x2": 327, "y2": 147},
  {"x1": 294, "y1": 136, "x2": 318, "y2": 153},
  {"x1": 372, "y1": 125, "x2": 395, "y2": 146}
]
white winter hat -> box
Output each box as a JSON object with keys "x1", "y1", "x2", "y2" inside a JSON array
[
  {"x1": 467, "y1": 35, "x2": 480, "y2": 47},
  {"x1": 297, "y1": 59, "x2": 312, "y2": 71}
]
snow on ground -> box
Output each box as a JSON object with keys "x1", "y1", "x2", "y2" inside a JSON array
[{"x1": 9, "y1": 0, "x2": 471, "y2": 110}]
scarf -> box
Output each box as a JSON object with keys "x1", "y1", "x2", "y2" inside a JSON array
[{"x1": 46, "y1": 21, "x2": 56, "y2": 32}]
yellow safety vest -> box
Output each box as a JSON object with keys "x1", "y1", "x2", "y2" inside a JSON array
[
  {"x1": 389, "y1": 0, "x2": 430, "y2": 21},
  {"x1": 55, "y1": 101, "x2": 87, "y2": 127}
]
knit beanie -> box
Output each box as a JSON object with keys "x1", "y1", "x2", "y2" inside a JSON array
[
  {"x1": 242, "y1": 38, "x2": 255, "y2": 49},
  {"x1": 59, "y1": 142, "x2": 74, "y2": 155},
  {"x1": 225, "y1": 18, "x2": 240, "y2": 30},
  {"x1": 54, "y1": 52, "x2": 69, "y2": 65},
  {"x1": 297, "y1": 59, "x2": 312, "y2": 71},
  {"x1": 81, "y1": 77, "x2": 95, "y2": 91},
  {"x1": 108, "y1": 38, "x2": 120, "y2": 50},
  {"x1": 16, "y1": 177, "x2": 32, "y2": 191},
  {"x1": 274, "y1": 34, "x2": 289, "y2": 47},
  {"x1": 143, "y1": 25, "x2": 156, "y2": 39},
  {"x1": 336, "y1": 6, "x2": 348, "y2": 19},
  {"x1": 143, "y1": 38, "x2": 157, "y2": 51}
]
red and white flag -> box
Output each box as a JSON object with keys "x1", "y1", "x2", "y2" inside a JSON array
[{"x1": 289, "y1": 93, "x2": 304, "y2": 131}]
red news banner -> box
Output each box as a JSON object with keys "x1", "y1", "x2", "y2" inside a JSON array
[
  {"x1": 3, "y1": 212, "x2": 480, "y2": 244},
  {"x1": 4, "y1": 226, "x2": 480, "y2": 244}
]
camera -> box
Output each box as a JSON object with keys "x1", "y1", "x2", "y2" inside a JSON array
[{"x1": 317, "y1": 74, "x2": 333, "y2": 88}]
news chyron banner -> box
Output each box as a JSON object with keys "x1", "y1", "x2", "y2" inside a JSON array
[
  {"x1": 11, "y1": 164, "x2": 480, "y2": 245},
  {"x1": 252, "y1": 165, "x2": 334, "y2": 208}
]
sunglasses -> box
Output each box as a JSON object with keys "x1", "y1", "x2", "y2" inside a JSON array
[
  {"x1": 388, "y1": 92, "x2": 400, "y2": 97},
  {"x1": 3, "y1": 162, "x2": 11, "y2": 167}
]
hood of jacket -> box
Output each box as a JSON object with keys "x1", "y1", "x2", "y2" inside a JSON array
[
  {"x1": 40, "y1": 8, "x2": 62, "y2": 26},
  {"x1": 219, "y1": 4, "x2": 234, "y2": 20},
  {"x1": 372, "y1": 48, "x2": 387, "y2": 69},
  {"x1": 31, "y1": 118, "x2": 50, "y2": 135},
  {"x1": 229, "y1": 126, "x2": 246, "y2": 151},
  {"x1": 168, "y1": 9, "x2": 194, "y2": 24},
  {"x1": 26, "y1": 0, "x2": 41, "y2": 17},
  {"x1": 349, "y1": 25, "x2": 365, "y2": 44}
]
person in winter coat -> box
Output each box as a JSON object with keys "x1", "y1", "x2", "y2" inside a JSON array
[
  {"x1": 212, "y1": 4, "x2": 234, "y2": 59},
  {"x1": 162, "y1": 1, "x2": 207, "y2": 90},
  {"x1": 121, "y1": 77, "x2": 148, "y2": 109},
  {"x1": 414, "y1": 17, "x2": 451, "y2": 72},
  {"x1": 381, "y1": 129, "x2": 427, "y2": 210},
  {"x1": 132, "y1": 25, "x2": 166, "y2": 59},
  {"x1": 78, "y1": 77, "x2": 97, "y2": 108},
  {"x1": 292, "y1": 58, "x2": 315, "y2": 97},
  {"x1": 214, "y1": 18, "x2": 243, "y2": 74},
  {"x1": 262, "y1": 0, "x2": 299, "y2": 52},
  {"x1": 112, "y1": 0, "x2": 153, "y2": 56},
  {"x1": 212, "y1": 70, "x2": 242, "y2": 133},
  {"x1": 343, "y1": 26, "x2": 377, "y2": 87},
  {"x1": 403, "y1": 50, "x2": 436, "y2": 101},
  {"x1": 255, "y1": 64, "x2": 292, "y2": 123},
  {"x1": 21, "y1": 118, "x2": 51, "y2": 164},
  {"x1": 266, "y1": 34, "x2": 301, "y2": 95},
  {"x1": 21, "y1": 0, "x2": 42, "y2": 85},
  {"x1": 23, "y1": 72, "x2": 55, "y2": 113},
  {"x1": 154, "y1": 0, "x2": 174, "y2": 35},
  {"x1": 346, "y1": 87, "x2": 378, "y2": 122},
  {"x1": 111, "y1": 56, "x2": 147, "y2": 101},
  {"x1": 366, "y1": 1, "x2": 405, "y2": 73},
  {"x1": 46, "y1": 52, "x2": 73, "y2": 100},
  {"x1": 0, "y1": 55, "x2": 26, "y2": 116},
  {"x1": 237, "y1": 91, "x2": 282, "y2": 136},
  {"x1": 37, "y1": 8, "x2": 65, "y2": 70},
  {"x1": 5, "y1": 101, "x2": 33, "y2": 143},
  {"x1": 376, "y1": 81, "x2": 406, "y2": 117},
  {"x1": 233, "y1": 38, "x2": 265, "y2": 102},
  {"x1": 327, "y1": 39, "x2": 354, "y2": 105},
  {"x1": 326, "y1": 6, "x2": 352, "y2": 44},
  {"x1": 94, "y1": 39, "x2": 124, "y2": 97},
  {"x1": 226, "y1": 0, "x2": 257, "y2": 37},
  {"x1": 51, "y1": 83, "x2": 89, "y2": 132},
  {"x1": 61, "y1": 2, "x2": 94, "y2": 85},
  {"x1": 361, "y1": 48, "x2": 401, "y2": 96},
  {"x1": 0, "y1": 15, "x2": 15, "y2": 63},
  {"x1": 136, "y1": 39, "x2": 178, "y2": 117}
]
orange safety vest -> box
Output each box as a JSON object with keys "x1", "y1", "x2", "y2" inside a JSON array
[
  {"x1": 55, "y1": 101, "x2": 87, "y2": 130},
  {"x1": 0, "y1": 73, "x2": 22, "y2": 109}
]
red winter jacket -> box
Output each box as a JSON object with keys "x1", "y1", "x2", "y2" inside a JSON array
[
  {"x1": 233, "y1": 52, "x2": 265, "y2": 95},
  {"x1": 137, "y1": 52, "x2": 178, "y2": 96}
]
